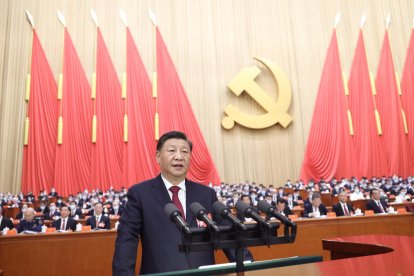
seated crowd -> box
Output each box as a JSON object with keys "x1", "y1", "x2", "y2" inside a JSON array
[{"x1": 0, "y1": 175, "x2": 413, "y2": 232}]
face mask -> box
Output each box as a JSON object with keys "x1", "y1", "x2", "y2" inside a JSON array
[
  {"x1": 288, "y1": 197, "x2": 293, "y2": 201},
  {"x1": 50, "y1": 207, "x2": 56, "y2": 212},
  {"x1": 113, "y1": 206, "x2": 119, "y2": 210},
  {"x1": 57, "y1": 200, "x2": 62, "y2": 203},
  {"x1": 22, "y1": 208, "x2": 27, "y2": 213},
  {"x1": 70, "y1": 205, "x2": 76, "y2": 210},
  {"x1": 355, "y1": 190, "x2": 359, "y2": 193},
  {"x1": 40, "y1": 206, "x2": 45, "y2": 210}
]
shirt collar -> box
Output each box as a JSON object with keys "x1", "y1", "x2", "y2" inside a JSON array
[{"x1": 161, "y1": 175, "x2": 186, "y2": 192}]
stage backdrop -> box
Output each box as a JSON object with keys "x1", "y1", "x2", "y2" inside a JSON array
[{"x1": 0, "y1": 0, "x2": 413, "y2": 194}]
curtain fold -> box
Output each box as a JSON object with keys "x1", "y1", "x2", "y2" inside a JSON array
[
  {"x1": 348, "y1": 30, "x2": 389, "y2": 178},
  {"x1": 375, "y1": 31, "x2": 411, "y2": 177},
  {"x1": 156, "y1": 27, "x2": 221, "y2": 185},
  {"x1": 400, "y1": 28, "x2": 414, "y2": 174},
  {"x1": 121, "y1": 28, "x2": 158, "y2": 187},
  {"x1": 21, "y1": 30, "x2": 58, "y2": 194},
  {"x1": 54, "y1": 29, "x2": 93, "y2": 195},
  {"x1": 300, "y1": 30, "x2": 358, "y2": 182},
  {"x1": 91, "y1": 28, "x2": 123, "y2": 190}
]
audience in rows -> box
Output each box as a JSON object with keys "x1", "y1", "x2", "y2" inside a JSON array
[{"x1": 0, "y1": 175, "x2": 413, "y2": 232}]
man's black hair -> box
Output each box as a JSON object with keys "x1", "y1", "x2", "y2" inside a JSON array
[{"x1": 156, "y1": 131, "x2": 193, "y2": 152}]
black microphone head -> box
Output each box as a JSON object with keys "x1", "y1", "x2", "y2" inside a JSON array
[
  {"x1": 164, "y1": 203, "x2": 180, "y2": 220},
  {"x1": 257, "y1": 200, "x2": 273, "y2": 214},
  {"x1": 212, "y1": 201, "x2": 229, "y2": 220},
  {"x1": 235, "y1": 201, "x2": 250, "y2": 216},
  {"x1": 189, "y1": 202, "x2": 206, "y2": 219}
]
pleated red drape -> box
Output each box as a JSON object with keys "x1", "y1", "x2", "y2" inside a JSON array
[
  {"x1": 375, "y1": 31, "x2": 411, "y2": 177},
  {"x1": 121, "y1": 28, "x2": 158, "y2": 187},
  {"x1": 54, "y1": 29, "x2": 93, "y2": 195},
  {"x1": 400, "y1": 28, "x2": 414, "y2": 173},
  {"x1": 348, "y1": 30, "x2": 389, "y2": 178},
  {"x1": 156, "y1": 27, "x2": 221, "y2": 185},
  {"x1": 300, "y1": 30, "x2": 358, "y2": 182},
  {"x1": 91, "y1": 28, "x2": 123, "y2": 190},
  {"x1": 21, "y1": 30, "x2": 58, "y2": 195}
]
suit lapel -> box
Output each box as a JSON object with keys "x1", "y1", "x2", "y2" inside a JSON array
[
  {"x1": 185, "y1": 180, "x2": 197, "y2": 225},
  {"x1": 151, "y1": 174, "x2": 173, "y2": 213}
]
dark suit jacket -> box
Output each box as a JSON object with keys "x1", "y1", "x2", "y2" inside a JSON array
[
  {"x1": 366, "y1": 199, "x2": 388, "y2": 214},
  {"x1": 0, "y1": 216, "x2": 14, "y2": 230},
  {"x1": 69, "y1": 209, "x2": 83, "y2": 219},
  {"x1": 332, "y1": 202, "x2": 354, "y2": 217},
  {"x1": 303, "y1": 203, "x2": 328, "y2": 217},
  {"x1": 45, "y1": 211, "x2": 61, "y2": 220},
  {"x1": 86, "y1": 215, "x2": 110, "y2": 230},
  {"x1": 113, "y1": 175, "x2": 247, "y2": 275},
  {"x1": 52, "y1": 217, "x2": 77, "y2": 231},
  {"x1": 109, "y1": 207, "x2": 124, "y2": 216}
]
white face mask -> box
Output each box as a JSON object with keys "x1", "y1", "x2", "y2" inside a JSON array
[
  {"x1": 113, "y1": 205, "x2": 119, "y2": 210},
  {"x1": 70, "y1": 205, "x2": 76, "y2": 210},
  {"x1": 57, "y1": 200, "x2": 62, "y2": 203},
  {"x1": 50, "y1": 206, "x2": 56, "y2": 212}
]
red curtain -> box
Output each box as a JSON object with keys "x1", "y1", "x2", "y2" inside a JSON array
[
  {"x1": 347, "y1": 30, "x2": 389, "y2": 178},
  {"x1": 54, "y1": 29, "x2": 93, "y2": 195},
  {"x1": 91, "y1": 28, "x2": 123, "y2": 190},
  {"x1": 400, "y1": 28, "x2": 414, "y2": 173},
  {"x1": 300, "y1": 30, "x2": 358, "y2": 182},
  {"x1": 21, "y1": 30, "x2": 58, "y2": 195},
  {"x1": 122, "y1": 28, "x2": 158, "y2": 187},
  {"x1": 156, "y1": 27, "x2": 221, "y2": 185},
  {"x1": 375, "y1": 31, "x2": 411, "y2": 177}
]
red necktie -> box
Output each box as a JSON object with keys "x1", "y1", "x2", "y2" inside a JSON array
[
  {"x1": 61, "y1": 219, "x2": 66, "y2": 230},
  {"x1": 343, "y1": 204, "x2": 349, "y2": 216},
  {"x1": 377, "y1": 202, "x2": 384, "y2": 213},
  {"x1": 169, "y1": 186, "x2": 185, "y2": 220}
]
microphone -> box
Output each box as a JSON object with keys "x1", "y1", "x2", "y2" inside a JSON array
[
  {"x1": 257, "y1": 200, "x2": 296, "y2": 227},
  {"x1": 164, "y1": 203, "x2": 191, "y2": 235},
  {"x1": 189, "y1": 202, "x2": 220, "y2": 232},
  {"x1": 235, "y1": 201, "x2": 271, "y2": 228},
  {"x1": 212, "y1": 201, "x2": 247, "y2": 231}
]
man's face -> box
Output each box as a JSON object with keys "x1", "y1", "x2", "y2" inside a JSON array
[
  {"x1": 312, "y1": 198, "x2": 321, "y2": 208},
  {"x1": 61, "y1": 207, "x2": 70, "y2": 218},
  {"x1": 95, "y1": 204, "x2": 103, "y2": 215},
  {"x1": 338, "y1": 192, "x2": 347, "y2": 203},
  {"x1": 372, "y1": 190, "x2": 381, "y2": 200},
  {"x1": 276, "y1": 202, "x2": 285, "y2": 212},
  {"x1": 25, "y1": 209, "x2": 35, "y2": 222},
  {"x1": 241, "y1": 197, "x2": 251, "y2": 205},
  {"x1": 156, "y1": 138, "x2": 191, "y2": 184}
]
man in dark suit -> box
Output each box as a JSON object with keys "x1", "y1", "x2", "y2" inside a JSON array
[
  {"x1": 16, "y1": 208, "x2": 42, "y2": 233},
  {"x1": 86, "y1": 202, "x2": 110, "y2": 230},
  {"x1": 0, "y1": 205, "x2": 14, "y2": 231},
  {"x1": 68, "y1": 201, "x2": 83, "y2": 220},
  {"x1": 275, "y1": 198, "x2": 293, "y2": 217},
  {"x1": 303, "y1": 193, "x2": 328, "y2": 218},
  {"x1": 113, "y1": 131, "x2": 252, "y2": 275},
  {"x1": 52, "y1": 205, "x2": 77, "y2": 231},
  {"x1": 332, "y1": 191, "x2": 354, "y2": 217},
  {"x1": 45, "y1": 203, "x2": 60, "y2": 220},
  {"x1": 366, "y1": 188, "x2": 388, "y2": 214},
  {"x1": 108, "y1": 200, "x2": 124, "y2": 217}
]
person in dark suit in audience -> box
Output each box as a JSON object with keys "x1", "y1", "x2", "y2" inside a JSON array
[
  {"x1": 69, "y1": 201, "x2": 83, "y2": 220},
  {"x1": 44, "y1": 203, "x2": 60, "y2": 220},
  {"x1": 303, "y1": 193, "x2": 328, "y2": 218},
  {"x1": 332, "y1": 191, "x2": 354, "y2": 217},
  {"x1": 52, "y1": 205, "x2": 77, "y2": 231},
  {"x1": 0, "y1": 205, "x2": 14, "y2": 231},
  {"x1": 86, "y1": 202, "x2": 110, "y2": 230},
  {"x1": 285, "y1": 193, "x2": 299, "y2": 210},
  {"x1": 48, "y1": 187, "x2": 58, "y2": 197},
  {"x1": 56, "y1": 196, "x2": 65, "y2": 208},
  {"x1": 15, "y1": 204, "x2": 28, "y2": 220},
  {"x1": 113, "y1": 131, "x2": 253, "y2": 275},
  {"x1": 16, "y1": 208, "x2": 42, "y2": 233},
  {"x1": 366, "y1": 188, "x2": 388, "y2": 214},
  {"x1": 109, "y1": 200, "x2": 124, "y2": 217},
  {"x1": 275, "y1": 198, "x2": 293, "y2": 217}
]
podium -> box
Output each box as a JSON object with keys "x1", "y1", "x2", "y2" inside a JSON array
[{"x1": 149, "y1": 255, "x2": 322, "y2": 276}]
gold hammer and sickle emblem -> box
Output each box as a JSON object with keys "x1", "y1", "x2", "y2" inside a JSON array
[{"x1": 222, "y1": 57, "x2": 293, "y2": 129}]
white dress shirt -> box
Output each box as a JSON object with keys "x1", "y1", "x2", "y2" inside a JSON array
[{"x1": 162, "y1": 175, "x2": 187, "y2": 215}]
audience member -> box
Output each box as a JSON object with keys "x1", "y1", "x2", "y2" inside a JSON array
[
  {"x1": 52, "y1": 205, "x2": 77, "y2": 231},
  {"x1": 86, "y1": 203, "x2": 110, "y2": 230},
  {"x1": 0, "y1": 205, "x2": 14, "y2": 231},
  {"x1": 332, "y1": 191, "x2": 354, "y2": 217},
  {"x1": 303, "y1": 193, "x2": 327, "y2": 218},
  {"x1": 366, "y1": 189, "x2": 388, "y2": 214},
  {"x1": 16, "y1": 208, "x2": 42, "y2": 233}
]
